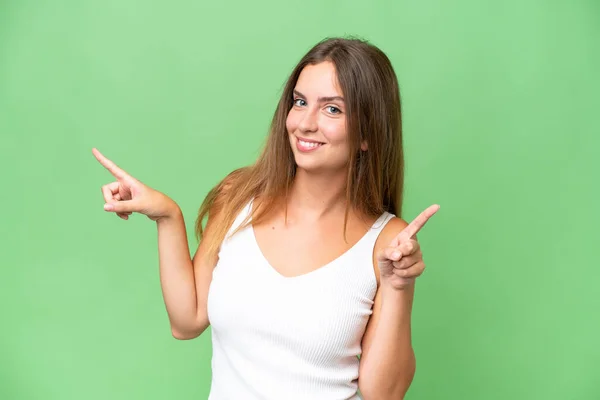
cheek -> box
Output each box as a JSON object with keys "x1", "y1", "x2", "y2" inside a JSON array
[
  {"x1": 321, "y1": 119, "x2": 348, "y2": 145},
  {"x1": 286, "y1": 112, "x2": 299, "y2": 134}
]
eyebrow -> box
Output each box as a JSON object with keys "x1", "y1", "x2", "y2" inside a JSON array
[{"x1": 293, "y1": 89, "x2": 344, "y2": 103}]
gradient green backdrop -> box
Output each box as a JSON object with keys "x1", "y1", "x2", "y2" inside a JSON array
[{"x1": 1, "y1": 0, "x2": 599, "y2": 399}]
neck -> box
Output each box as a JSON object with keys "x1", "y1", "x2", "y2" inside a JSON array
[{"x1": 286, "y1": 167, "x2": 348, "y2": 220}]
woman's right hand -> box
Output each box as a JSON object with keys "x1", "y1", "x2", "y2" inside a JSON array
[{"x1": 92, "y1": 148, "x2": 179, "y2": 221}]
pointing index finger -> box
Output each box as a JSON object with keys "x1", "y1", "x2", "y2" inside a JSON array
[
  {"x1": 396, "y1": 204, "x2": 440, "y2": 242},
  {"x1": 92, "y1": 148, "x2": 131, "y2": 181}
]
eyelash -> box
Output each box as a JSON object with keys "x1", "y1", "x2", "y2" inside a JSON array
[
  {"x1": 326, "y1": 106, "x2": 341, "y2": 115},
  {"x1": 293, "y1": 98, "x2": 342, "y2": 115},
  {"x1": 293, "y1": 98, "x2": 306, "y2": 107}
]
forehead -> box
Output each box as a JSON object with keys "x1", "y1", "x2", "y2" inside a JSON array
[{"x1": 295, "y1": 61, "x2": 342, "y2": 96}]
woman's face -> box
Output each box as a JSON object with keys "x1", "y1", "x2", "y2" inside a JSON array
[{"x1": 286, "y1": 61, "x2": 363, "y2": 174}]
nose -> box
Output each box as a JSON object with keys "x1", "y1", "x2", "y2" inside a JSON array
[{"x1": 298, "y1": 109, "x2": 318, "y2": 133}]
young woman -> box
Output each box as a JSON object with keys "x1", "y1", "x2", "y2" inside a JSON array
[{"x1": 93, "y1": 37, "x2": 439, "y2": 400}]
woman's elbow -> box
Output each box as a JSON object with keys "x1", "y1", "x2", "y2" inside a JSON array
[
  {"x1": 359, "y1": 363, "x2": 416, "y2": 400},
  {"x1": 360, "y1": 385, "x2": 409, "y2": 400},
  {"x1": 170, "y1": 325, "x2": 205, "y2": 340}
]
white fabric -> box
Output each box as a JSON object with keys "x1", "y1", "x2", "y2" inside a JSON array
[{"x1": 207, "y1": 200, "x2": 394, "y2": 399}]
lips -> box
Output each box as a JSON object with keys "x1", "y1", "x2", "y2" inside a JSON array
[{"x1": 296, "y1": 137, "x2": 324, "y2": 152}]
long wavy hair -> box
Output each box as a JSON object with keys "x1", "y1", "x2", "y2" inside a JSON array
[{"x1": 195, "y1": 37, "x2": 404, "y2": 260}]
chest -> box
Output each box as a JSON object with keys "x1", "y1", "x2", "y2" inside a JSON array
[
  {"x1": 252, "y1": 216, "x2": 375, "y2": 278},
  {"x1": 207, "y1": 229, "x2": 378, "y2": 358}
]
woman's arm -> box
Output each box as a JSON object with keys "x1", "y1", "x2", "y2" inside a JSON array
[
  {"x1": 358, "y1": 279, "x2": 416, "y2": 399},
  {"x1": 158, "y1": 187, "x2": 230, "y2": 340},
  {"x1": 93, "y1": 147, "x2": 228, "y2": 340},
  {"x1": 358, "y1": 218, "x2": 416, "y2": 400},
  {"x1": 156, "y1": 205, "x2": 220, "y2": 339}
]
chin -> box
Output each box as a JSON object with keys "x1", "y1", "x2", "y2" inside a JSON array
[
  {"x1": 294, "y1": 157, "x2": 347, "y2": 176},
  {"x1": 293, "y1": 156, "x2": 322, "y2": 173}
]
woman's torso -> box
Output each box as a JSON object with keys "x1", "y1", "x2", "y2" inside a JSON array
[{"x1": 206, "y1": 199, "x2": 394, "y2": 399}]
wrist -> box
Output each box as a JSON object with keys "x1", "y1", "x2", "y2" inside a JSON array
[
  {"x1": 377, "y1": 281, "x2": 414, "y2": 327},
  {"x1": 380, "y1": 279, "x2": 414, "y2": 300},
  {"x1": 157, "y1": 203, "x2": 183, "y2": 223}
]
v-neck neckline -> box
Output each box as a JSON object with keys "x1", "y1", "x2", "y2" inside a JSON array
[{"x1": 248, "y1": 207, "x2": 388, "y2": 281}]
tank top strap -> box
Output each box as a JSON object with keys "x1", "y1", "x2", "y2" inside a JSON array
[
  {"x1": 224, "y1": 199, "x2": 253, "y2": 240},
  {"x1": 360, "y1": 211, "x2": 396, "y2": 249}
]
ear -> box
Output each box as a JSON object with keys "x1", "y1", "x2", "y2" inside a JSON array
[{"x1": 360, "y1": 140, "x2": 368, "y2": 151}]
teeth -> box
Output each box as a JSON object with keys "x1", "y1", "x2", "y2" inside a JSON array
[{"x1": 299, "y1": 140, "x2": 322, "y2": 148}]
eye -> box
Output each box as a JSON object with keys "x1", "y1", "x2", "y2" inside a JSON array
[
  {"x1": 293, "y1": 98, "x2": 306, "y2": 107},
  {"x1": 326, "y1": 105, "x2": 342, "y2": 115}
]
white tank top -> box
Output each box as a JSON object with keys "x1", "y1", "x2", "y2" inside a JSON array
[{"x1": 206, "y1": 200, "x2": 394, "y2": 399}]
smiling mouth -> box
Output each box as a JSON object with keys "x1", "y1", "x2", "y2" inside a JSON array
[{"x1": 297, "y1": 139, "x2": 324, "y2": 148}]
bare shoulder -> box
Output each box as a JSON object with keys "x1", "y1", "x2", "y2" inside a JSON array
[
  {"x1": 374, "y1": 216, "x2": 408, "y2": 250},
  {"x1": 194, "y1": 168, "x2": 249, "y2": 263}
]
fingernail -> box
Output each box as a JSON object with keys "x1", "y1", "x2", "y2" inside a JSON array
[
  {"x1": 392, "y1": 251, "x2": 401, "y2": 259},
  {"x1": 104, "y1": 203, "x2": 114, "y2": 211}
]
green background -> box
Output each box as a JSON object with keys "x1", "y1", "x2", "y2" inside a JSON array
[{"x1": 1, "y1": 0, "x2": 598, "y2": 399}]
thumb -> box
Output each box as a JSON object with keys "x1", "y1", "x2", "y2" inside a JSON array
[{"x1": 104, "y1": 200, "x2": 139, "y2": 213}]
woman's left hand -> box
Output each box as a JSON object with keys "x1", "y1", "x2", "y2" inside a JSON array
[{"x1": 377, "y1": 205, "x2": 440, "y2": 290}]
